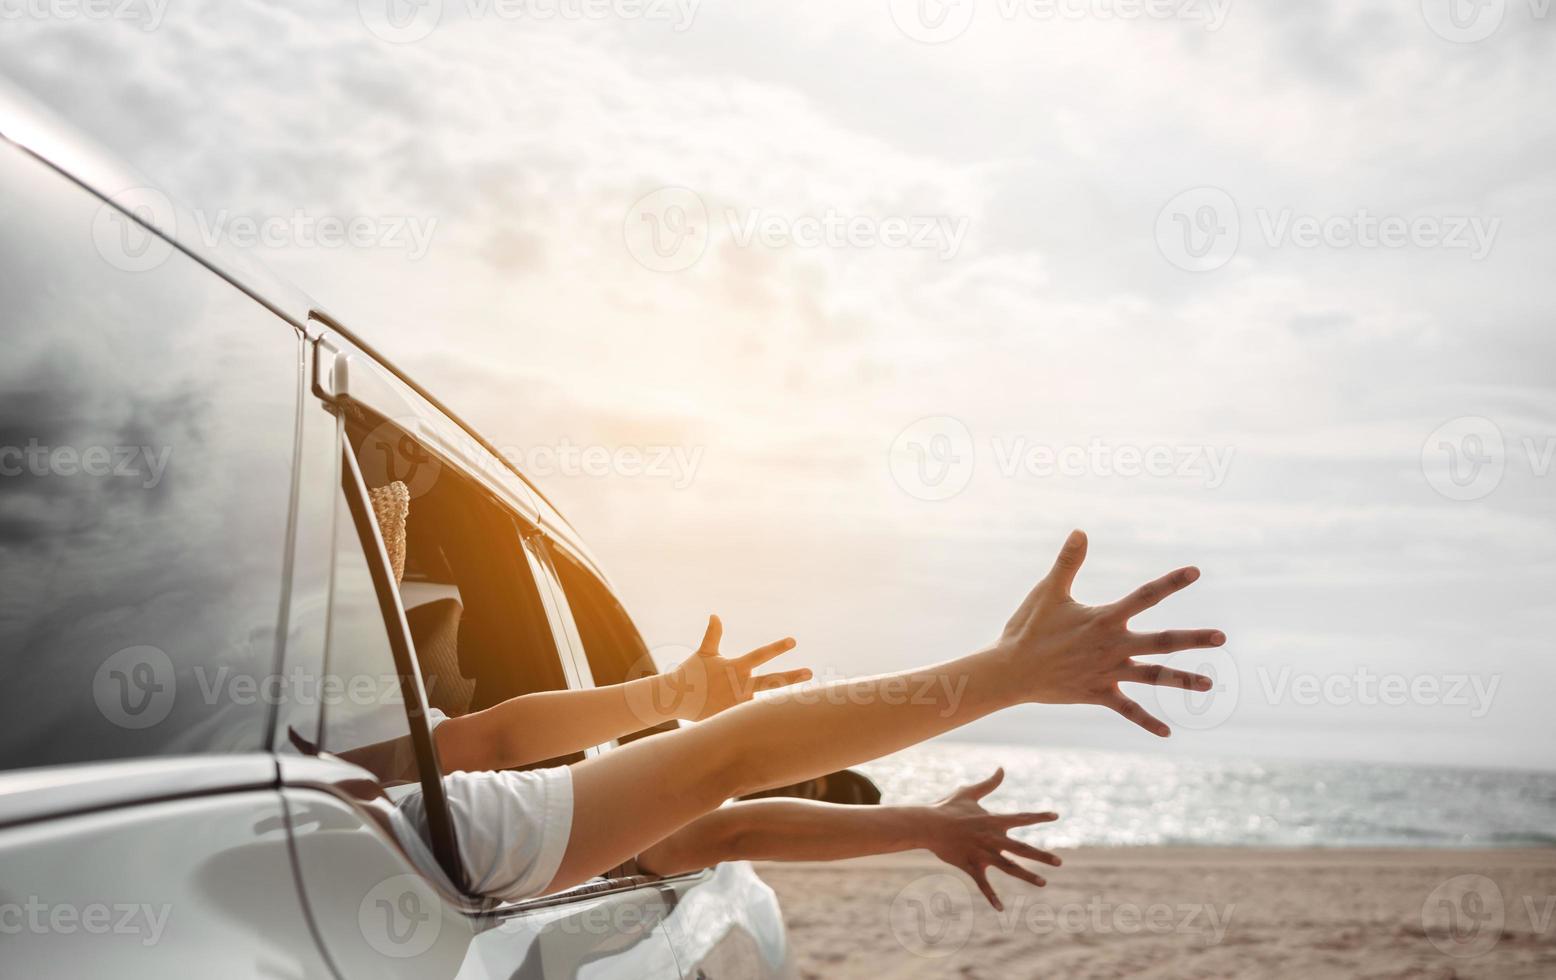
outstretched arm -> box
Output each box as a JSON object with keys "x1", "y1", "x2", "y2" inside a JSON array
[
  {"x1": 433, "y1": 617, "x2": 809, "y2": 772},
  {"x1": 638, "y1": 768, "x2": 1060, "y2": 910},
  {"x1": 548, "y1": 531, "x2": 1225, "y2": 892}
]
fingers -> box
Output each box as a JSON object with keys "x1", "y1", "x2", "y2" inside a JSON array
[
  {"x1": 1110, "y1": 566, "x2": 1200, "y2": 620},
  {"x1": 993, "y1": 810, "x2": 1059, "y2": 829},
  {"x1": 1046, "y1": 529, "x2": 1089, "y2": 597},
  {"x1": 697, "y1": 615, "x2": 723, "y2": 656},
  {"x1": 1130, "y1": 629, "x2": 1226, "y2": 657},
  {"x1": 961, "y1": 767, "x2": 1005, "y2": 801},
  {"x1": 736, "y1": 636, "x2": 798, "y2": 669},
  {"x1": 1105, "y1": 690, "x2": 1171, "y2": 737},
  {"x1": 1121, "y1": 661, "x2": 1213, "y2": 692},
  {"x1": 991, "y1": 855, "x2": 1047, "y2": 889},
  {"x1": 1001, "y1": 837, "x2": 1062, "y2": 867},
  {"x1": 751, "y1": 668, "x2": 813, "y2": 692},
  {"x1": 967, "y1": 866, "x2": 1002, "y2": 911}
]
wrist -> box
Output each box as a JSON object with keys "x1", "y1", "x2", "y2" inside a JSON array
[
  {"x1": 903, "y1": 805, "x2": 948, "y2": 851},
  {"x1": 654, "y1": 669, "x2": 700, "y2": 722}
]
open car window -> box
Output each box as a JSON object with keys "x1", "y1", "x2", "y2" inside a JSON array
[
  {"x1": 344, "y1": 409, "x2": 582, "y2": 767},
  {"x1": 549, "y1": 546, "x2": 678, "y2": 745}
]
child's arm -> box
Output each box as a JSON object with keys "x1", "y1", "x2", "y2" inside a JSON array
[
  {"x1": 433, "y1": 617, "x2": 809, "y2": 773},
  {"x1": 638, "y1": 768, "x2": 1058, "y2": 910}
]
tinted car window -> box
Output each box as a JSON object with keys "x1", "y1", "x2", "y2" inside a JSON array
[
  {"x1": 321, "y1": 458, "x2": 420, "y2": 786},
  {"x1": 0, "y1": 144, "x2": 299, "y2": 771}
]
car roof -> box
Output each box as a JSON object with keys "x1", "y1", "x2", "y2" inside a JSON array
[{"x1": 0, "y1": 77, "x2": 610, "y2": 585}]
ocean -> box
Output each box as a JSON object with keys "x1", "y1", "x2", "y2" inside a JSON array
[{"x1": 855, "y1": 741, "x2": 1556, "y2": 849}]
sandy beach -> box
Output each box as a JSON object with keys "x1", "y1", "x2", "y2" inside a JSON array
[{"x1": 757, "y1": 847, "x2": 1556, "y2": 979}]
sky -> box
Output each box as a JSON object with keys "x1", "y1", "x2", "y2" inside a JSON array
[{"x1": 2, "y1": 0, "x2": 1552, "y2": 771}]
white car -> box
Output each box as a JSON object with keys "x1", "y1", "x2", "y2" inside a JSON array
[{"x1": 0, "y1": 80, "x2": 798, "y2": 979}]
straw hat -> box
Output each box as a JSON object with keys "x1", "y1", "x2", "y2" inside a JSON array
[{"x1": 368, "y1": 481, "x2": 410, "y2": 585}]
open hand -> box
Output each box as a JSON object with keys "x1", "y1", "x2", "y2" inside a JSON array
[
  {"x1": 666, "y1": 616, "x2": 811, "y2": 722},
  {"x1": 1001, "y1": 530, "x2": 1226, "y2": 736},
  {"x1": 925, "y1": 768, "x2": 1060, "y2": 911}
]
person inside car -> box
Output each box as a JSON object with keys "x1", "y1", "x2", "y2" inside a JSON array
[{"x1": 375, "y1": 526, "x2": 1221, "y2": 905}]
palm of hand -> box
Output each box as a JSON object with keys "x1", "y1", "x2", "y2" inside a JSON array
[
  {"x1": 1001, "y1": 530, "x2": 1227, "y2": 736},
  {"x1": 927, "y1": 768, "x2": 1060, "y2": 911}
]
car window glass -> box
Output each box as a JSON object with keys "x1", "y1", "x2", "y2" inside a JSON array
[{"x1": 0, "y1": 144, "x2": 298, "y2": 772}]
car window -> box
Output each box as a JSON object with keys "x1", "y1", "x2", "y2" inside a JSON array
[
  {"x1": 343, "y1": 408, "x2": 579, "y2": 765},
  {"x1": 0, "y1": 143, "x2": 299, "y2": 773},
  {"x1": 549, "y1": 547, "x2": 678, "y2": 745},
  {"x1": 319, "y1": 452, "x2": 424, "y2": 787}
]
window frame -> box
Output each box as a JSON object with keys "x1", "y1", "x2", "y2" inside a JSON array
[{"x1": 337, "y1": 433, "x2": 465, "y2": 889}]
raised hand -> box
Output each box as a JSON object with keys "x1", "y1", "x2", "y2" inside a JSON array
[
  {"x1": 1001, "y1": 530, "x2": 1226, "y2": 736},
  {"x1": 666, "y1": 615, "x2": 812, "y2": 722},
  {"x1": 925, "y1": 768, "x2": 1060, "y2": 911}
]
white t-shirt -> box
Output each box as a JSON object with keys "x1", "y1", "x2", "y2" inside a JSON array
[{"x1": 401, "y1": 710, "x2": 575, "y2": 903}]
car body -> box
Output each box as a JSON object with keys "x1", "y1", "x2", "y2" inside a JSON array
[{"x1": 0, "y1": 80, "x2": 793, "y2": 979}]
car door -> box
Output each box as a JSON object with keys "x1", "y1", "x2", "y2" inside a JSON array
[
  {"x1": 0, "y1": 136, "x2": 332, "y2": 977},
  {"x1": 276, "y1": 338, "x2": 684, "y2": 978}
]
